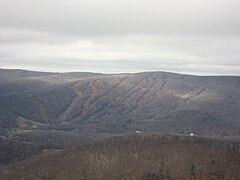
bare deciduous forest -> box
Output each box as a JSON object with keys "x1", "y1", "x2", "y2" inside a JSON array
[{"x1": 1, "y1": 135, "x2": 240, "y2": 180}]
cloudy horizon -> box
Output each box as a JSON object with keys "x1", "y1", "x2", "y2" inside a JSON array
[{"x1": 0, "y1": 0, "x2": 240, "y2": 75}]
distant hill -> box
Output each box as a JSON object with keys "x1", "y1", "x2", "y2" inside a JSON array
[
  {"x1": 1, "y1": 135, "x2": 240, "y2": 180},
  {"x1": 0, "y1": 69, "x2": 240, "y2": 138}
]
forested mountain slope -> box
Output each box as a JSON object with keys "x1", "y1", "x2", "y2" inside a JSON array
[{"x1": 1, "y1": 69, "x2": 240, "y2": 137}]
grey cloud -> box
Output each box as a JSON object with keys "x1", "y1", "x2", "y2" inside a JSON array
[
  {"x1": 0, "y1": 0, "x2": 239, "y2": 75},
  {"x1": 0, "y1": 28, "x2": 76, "y2": 44},
  {"x1": 0, "y1": 0, "x2": 239, "y2": 37}
]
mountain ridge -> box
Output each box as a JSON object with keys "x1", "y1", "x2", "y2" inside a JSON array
[
  {"x1": 0, "y1": 68, "x2": 240, "y2": 138},
  {"x1": 1, "y1": 68, "x2": 240, "y2": 165}
]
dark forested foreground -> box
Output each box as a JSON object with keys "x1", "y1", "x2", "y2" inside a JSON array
[{"x1": 1, "y1": 135, "x2": 240, "y2": 180}]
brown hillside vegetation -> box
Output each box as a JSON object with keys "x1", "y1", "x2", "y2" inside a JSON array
[
  {"x1": 1, "y1": 69, "x2": 240, "y2": 138},
  {"x1": 1, "y1": 135, "x2": 240, "y2": 180}
]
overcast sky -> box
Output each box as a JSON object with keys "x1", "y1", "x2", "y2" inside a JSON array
[{"x1": 0, "y1": 0, "x2": 240, "y2": 75}]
